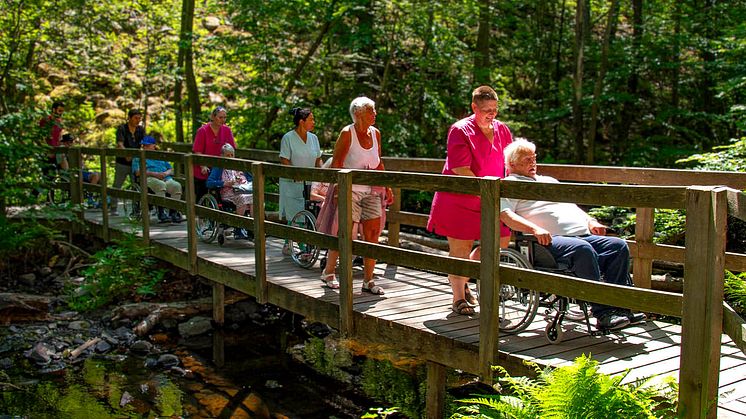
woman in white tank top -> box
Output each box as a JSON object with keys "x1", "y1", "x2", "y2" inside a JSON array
[{"x1": 318, "y1": 97, "x2": 393, "y2": 294}]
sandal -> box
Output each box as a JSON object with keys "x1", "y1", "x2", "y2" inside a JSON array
[
  {"x1": 320, "y1": 272, "x2": 339, "y2": 289},
  {"x1": 464, "y1": 284, "x2": 479, "y2": 306},
  {"x1": 452, "y1": 299, "x2": 475, "y2": 315},
  {"x1": 362, "y1": 280, "x2": 385, "y2": 295}
]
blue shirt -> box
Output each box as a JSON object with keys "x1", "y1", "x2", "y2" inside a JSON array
[{"x1": 131, "y1": 158, "x2": 173, "y2": 181}]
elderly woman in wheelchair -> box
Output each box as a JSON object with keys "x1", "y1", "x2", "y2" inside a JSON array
[
  {"x1": 499, "y1": 139, "x2": 645, "y2": 337},
  {"x1": 197, "y1": 144, "x2": 253, "y2": 244}
]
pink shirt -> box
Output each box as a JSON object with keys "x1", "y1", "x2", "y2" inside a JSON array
[
  {"x1": 426, "y1": 115, "x2": 513, "y2": 240},
  {"x1": 192, "y1": 123, "x2": 236, "y2": 180},
  {"x1": 442, "y1": 115, "x2": 512, "y2": 210}
]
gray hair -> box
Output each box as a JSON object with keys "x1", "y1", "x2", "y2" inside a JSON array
[
  {"x1": 221, "y1": 143, "x2": 235, "y2": 156},
  {"x1": 504, "y1": 138, "x2": 536, "y2": 171},
  {"x1": 349, "y1": 96, "x2": 375, "y2": 123}
]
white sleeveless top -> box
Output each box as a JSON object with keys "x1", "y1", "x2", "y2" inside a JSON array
[{"x1": 344, "y1": 124, "x2": 380, "y2": 192}]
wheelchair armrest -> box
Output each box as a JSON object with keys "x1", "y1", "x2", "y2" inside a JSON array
[{"x1": 512, "y1": 232, "x2": 560, "y2": 270}]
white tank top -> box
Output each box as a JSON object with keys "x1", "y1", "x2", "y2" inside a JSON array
[
  {"x1": 344, "y1": 124, "x2": 380, "y2": 170},
  {"x1": 344, "y1": 124, "x2": 380, "y2": 193}
]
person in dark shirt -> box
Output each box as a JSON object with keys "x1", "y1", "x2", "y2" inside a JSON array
[{"x1": 111, "y1": 108, "x2": 145, "y2": 216}]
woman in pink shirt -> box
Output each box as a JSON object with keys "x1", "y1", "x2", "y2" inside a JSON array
[
  {"x1": 192, "y1": 106, "x2": 236, "y2": 198},
  {"x1": 427, "y1": 86, "x2": 513, "y2": 315}
]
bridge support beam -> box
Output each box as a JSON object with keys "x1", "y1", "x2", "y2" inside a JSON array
[
  {"x1": 252, "y1": 162, "x2": 268, "y2": 303},
  {"x1": 679, "y1": 186, "x2": 727, "y2": 418},
  {"x1": 478, "y1": 177, "x2": 501, "y2": 380},
  {"x1": 426, "y1": 361, "x2": 446, "y2": 419},
  {"x1": 633, "y1": 207, "x2": 654, "y2": 288},
  {"x1": 212, "y1": 282, "x2": 225, "y2": 367}
]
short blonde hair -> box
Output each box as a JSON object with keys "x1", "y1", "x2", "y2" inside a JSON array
[
  {"x1": 349, "y1": 96, "x2": 375, "y2": 123},
  {"x1": 504, "y1": 138, "x2": 536, "y2": 171}
]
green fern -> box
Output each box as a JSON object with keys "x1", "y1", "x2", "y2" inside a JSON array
[
  {"x1": 452, "y1": 355, "x2": 678, "y2": 419},
  {"x1": 725, "y1": 271, "x2": 746, "y2": 315}
]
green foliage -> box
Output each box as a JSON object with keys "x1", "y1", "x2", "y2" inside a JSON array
[
  {"x1": 302, "y1": 336, "x2": 354, "y2": 382},
  {"x1": 452, "y1": 355, "x2": 678, "y2": 419},
  {"x1": 2, "y1": 0, "x2": 746, "y2": 166},
  {"x1": 361, "y1": 358, "x2": 426, "y2": 419},
  {"x1": 725, "y1": 271, "x2": 746, "y2": 316},
  {"x1": 653, "y1": 209, "x2": 687, "y2": 246},
  {"x1": 362, "y1": 406, "x2": 401, "y2": 418},
  {"x1": 586, "y1": 206, "x2": 636, "y2": 238},
  {"x1": 68, "y1": 233, "x2": 166, "y2": 311},
  {"x1": 677, "y1": 137, "x2": 746, "y2": 172},
  {"x1": 0, "y1": 218, "x2": 63, "y2": 277}
]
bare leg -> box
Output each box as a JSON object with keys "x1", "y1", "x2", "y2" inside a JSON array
[
  {"x1": 323, "y1": 250, "x2": 339, "y2": 277},
  {"x1": 448, "y1": 237, "x2": 474, "y2": 304},
  {"x1": 361, "y1": 217, "x2": 382, "y2": 281}
]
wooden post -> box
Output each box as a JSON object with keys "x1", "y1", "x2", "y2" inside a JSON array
[
  {"x1": 633, "y1": 207, "x2": 654, "y2": 288},
  {"x1": 69, "y1": 148, "x2": 84, "y2": 228},
  {"x1": 99, "y1": 149, "x2": 109, "y2": 242},
  {"x1": 337, "y1": 170, "x2": 354, "y2": 336},
  {"x1": 252, "y1": 162, "x2": 268, "y2": 303},
  {"x1": 138, "y1": 149, "x2": 150, "y2": 245},
  {"x1": 388, "y1": 187, "x2": 401, "y2": 247},
  {"x1": 426, "y1": 361, "x2": 446, "y2": 419},
  {"x1": 212, "y1": 282, "x2": 225, "y2": 366},
  {"x1": 212, "y1": 282, "x2": 225, "y2": 326},
  {"x1": 212, "y1": 330, "x2": 225, "y2": 368},
  {"x1": 478, "y1": 177, "x2": 500, "y2": 380},
  {"x1": 184, "y1": 154, "x2": 198, "y2": 275},
  {"x1": 679, "y1": 186, "x2": 727, "y2": 418}
]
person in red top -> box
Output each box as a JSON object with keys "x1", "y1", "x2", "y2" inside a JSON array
[
  {"x1": 39, "y1": 101, "x2": 65, "y2": 177},
  {"x1": 426, "y1": 86, "x2": 513, "y2": 315},
  {"x1": 192, "y1": 106, "x2": 236, "y2": 199}
]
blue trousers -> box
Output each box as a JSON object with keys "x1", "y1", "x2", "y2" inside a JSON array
[{"x1": 546, "y1": 235, "x2": 633, "y2": 318}]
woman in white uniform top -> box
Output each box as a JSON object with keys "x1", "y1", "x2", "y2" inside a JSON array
[{"x1": 279, "y1": 108, "x2": 322, "y2": 254}]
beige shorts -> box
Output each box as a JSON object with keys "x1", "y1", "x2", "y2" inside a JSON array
[{"x1": 351, "y1": 191, "x2": 382, "y2": 222}]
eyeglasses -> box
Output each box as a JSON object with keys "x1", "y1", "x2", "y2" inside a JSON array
[{"x1": 521, "y1": 154, "x2": 537, "y2": 163}]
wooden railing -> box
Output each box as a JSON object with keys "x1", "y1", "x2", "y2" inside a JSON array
[{"x1": 51, "y1": 144, "x2": 746, "y2": 419}]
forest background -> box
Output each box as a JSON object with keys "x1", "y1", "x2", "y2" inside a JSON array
[{"x1": 1, "y1": 0, "x2": 745, "y2": 167}]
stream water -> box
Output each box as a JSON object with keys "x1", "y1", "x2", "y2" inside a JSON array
[{"x1": 0, "y1": 316, "x2": 375, "y2": 418}]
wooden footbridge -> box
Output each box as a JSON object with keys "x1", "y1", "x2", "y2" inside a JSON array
[{"x1": 17, "y1": 144, "x2": 746, "y2": 418}]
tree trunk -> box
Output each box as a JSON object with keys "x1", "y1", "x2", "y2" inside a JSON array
[
  {"x1": 173, "y1": 0, "x2": 187, "y2": 144},
  {"x1": 182, "y1": 0, "x2": 200, "y2": 138},
  {"x1": 668, "y1": 2, "x2": 681, "y2": 137},
  {"x1": 571, "y1": 0, "x2": 587, "y2": 163},
  {"x1": 256, "y1": 11, "x2": 336, "y2": 144},
  {"x1": 552, "y1": 0, "x2": 568, "y2": 152},
  {"x1": 698, "y1": 0, "x2": 717, "y2": 147},
  {"x1": 473, "y1": 0, "x2": 491, "y2": 85},
  {"x1": 587, "y1": 0, "x2": 619, "y2": 164},
  {"x1": 415, "y1": 4, "x2": 434, "y2": 131},
  {"x1": 616, "y1": 0, "x2": 642, "y2": 161},
  {"x1": 142, "y1": 10, "x2": 152, "y2": 132}
]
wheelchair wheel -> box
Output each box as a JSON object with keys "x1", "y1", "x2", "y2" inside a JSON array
[
  {"x1": 47, "y1": 175, "x2": 71, "y2": 205},
  {"x1": 196, "y1": 194, "x2": 219, "y2": 243},
  {"x1": 288, "y1": 210, "x2": 320, "y2": 269},
  {"x1": 545, "y1": 321, "x2": 565, "y2": 344},
  {"x1": 498, "y1": 248, "x2": 541, "y2": 334},
  {"x1": 123, "y1": 183, "x2": 142, "y2": 221}
]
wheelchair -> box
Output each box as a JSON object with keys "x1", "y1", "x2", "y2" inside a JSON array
[
  {"x1": 287, "y1": 183, "x2": 322, "y2": 269},
  {"x1": 122, "y1": 178, "x2": 170, "y2": 222},
  {"x1": 497, "y1": 235, "x2": 603, "y2": 344},
  {"x1": 196, "y1": 188, "x2": 252, "y2": 246}
]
